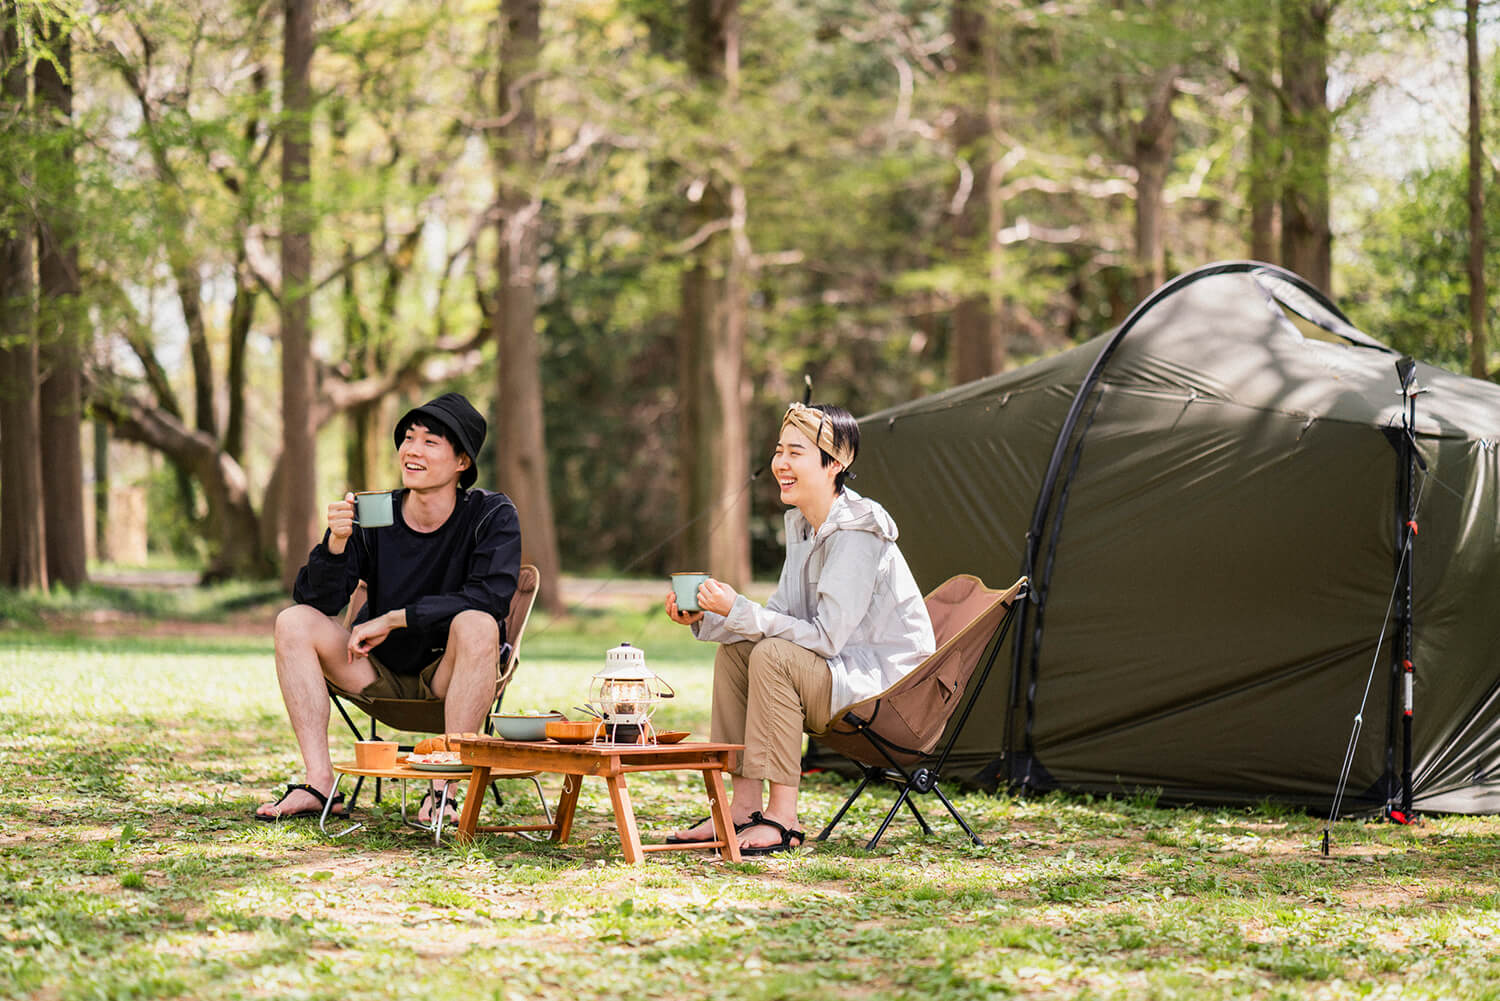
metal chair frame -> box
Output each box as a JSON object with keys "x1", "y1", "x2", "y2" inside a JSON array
[
  {"x1": 328, "y1": 565, "x2": 552, "y2": 836},
  {"x1": 817, "y1": 582, "x2": 1027, "y2": 850}
]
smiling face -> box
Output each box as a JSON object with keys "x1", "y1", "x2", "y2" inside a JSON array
[
  {"x1": 398, "y1": 420, "x2": 471, "y2": 492},
  {"x1": 771, "y1": 424, "x2": 841, "y2": 513}
]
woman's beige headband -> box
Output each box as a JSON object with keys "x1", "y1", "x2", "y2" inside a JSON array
[{"x1": 781, "y1": 402, "x2": 856, "y2": 469}]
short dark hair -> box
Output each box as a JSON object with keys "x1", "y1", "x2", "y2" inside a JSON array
[
  {"x1": 810, "y1": 404, "x2": 859, "y2": 492},
  {"x1": 395, "y1": 415, "x2": 469, "y2": 465}
]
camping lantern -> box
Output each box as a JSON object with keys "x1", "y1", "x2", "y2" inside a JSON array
[{"x1": 589, "y1": 642, "x2": 674, "y2": 742}]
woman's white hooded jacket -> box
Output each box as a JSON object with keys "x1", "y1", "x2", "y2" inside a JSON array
[{"x1": 693, "y1": 488, "x2": 936, "y2": 718}]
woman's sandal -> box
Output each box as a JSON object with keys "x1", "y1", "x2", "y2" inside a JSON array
[
  {"x1": 418, "y1": 785, "x2": 462, "y2": 825},
  {"x1": 737, "y1": 811, "x2": 806, "y2": 856},
  {"x1": 254, "y1": 783, "x2": 347, "y2": 822},
  {"x1": 664, "y1": 814, "x2": 755, "y2": 845}
]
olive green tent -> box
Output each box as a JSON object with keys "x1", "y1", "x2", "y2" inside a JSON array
[{"x1": 810, "y1": 262, "x2": 1500, "y2": 815}]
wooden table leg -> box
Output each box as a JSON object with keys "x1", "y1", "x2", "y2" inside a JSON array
[
  {"x1": 456, "y1": 766, "x2": 491, "y2": 841},
  {"x1": 703, "y1": 764, "x2": 740, "y2": 862},
  {"x1": 552, "y1": 774, "x2": 582, "y2": 843},
  {"x1": 605, "y1": 774, "x2": 643, "y2": 864}
]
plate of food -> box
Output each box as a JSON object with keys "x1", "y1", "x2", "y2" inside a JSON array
[{"x1": 405, "y1": 751, "x2": 470, "y2": 773}]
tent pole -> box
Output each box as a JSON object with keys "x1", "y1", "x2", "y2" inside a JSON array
[
  {"x1": 1400, "y1": 378, "x2": 1417, "y2": 819},
  {"x1": 1391, "y1": 357, "x2": 1422, "y2": 824}
]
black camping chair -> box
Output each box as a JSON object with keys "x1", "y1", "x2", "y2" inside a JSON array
[
  {"x1": 328, "y1": 564, "x2": 546, "y2": 821},
  {"x1": 815, "y1": 575, "x2": 1028, "y2": 850}
]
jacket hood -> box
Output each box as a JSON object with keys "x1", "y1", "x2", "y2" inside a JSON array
[{"x1": 787, "y1": 488, "x2": 899, "y2": 544}]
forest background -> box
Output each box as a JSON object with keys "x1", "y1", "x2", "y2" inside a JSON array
[{"x1": 0, "y1": 0, "x2": 1495, "y2": 613}]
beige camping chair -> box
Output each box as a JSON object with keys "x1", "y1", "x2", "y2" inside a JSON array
[
  {"x1": 815, "y1": 574, "x2": 1028, "y2": 849},
  {"x1": 329, "y1": 564, "x2": 543, "y2": 819}
]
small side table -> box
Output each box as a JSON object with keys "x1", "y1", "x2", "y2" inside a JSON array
[
  {"x1": 452, "y1": 737, "x2": 744, "y2": 863},
  {"x1": 325, "y1": 761, "x2": 543, "y2": 844}
]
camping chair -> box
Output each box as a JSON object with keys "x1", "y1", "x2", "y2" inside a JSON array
[
  {"x1": 329, "y1": 564, "x2": 549, "y2": 827},
  {"x1": 815, "y1": 574, "x2": 1028, "y2": 850}
]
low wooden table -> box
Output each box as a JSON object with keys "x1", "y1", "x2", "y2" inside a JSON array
[{"x1": 452, "y1": 737, "x2": 744, "y2": 863}]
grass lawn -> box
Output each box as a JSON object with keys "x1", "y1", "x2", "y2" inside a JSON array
[{"x1": 3, "y1": 584, "x2": 1500, "y2": 1000}]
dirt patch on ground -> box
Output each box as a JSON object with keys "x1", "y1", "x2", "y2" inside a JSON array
[{"x1": 43, "y1": 607, "x2": 274, "y2": 640}]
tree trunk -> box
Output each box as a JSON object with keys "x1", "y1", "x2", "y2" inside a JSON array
[
  {"x1": 0, "y1": 3, "x2": 47, "y2": 590},
  {"x1": 949, "y1": 0, "x2": 1000, "y2": 384},
  {"x1": 97, "y1": 392, "x2": 274, "y2": 580},
  {"x1": 223, "y1": 68, "x2": 266, "y2": 466},
  {"x1": 341, "y1": 237, "x2": 373, "y2": 490},
  {"x1": 93, "y1": 419, "x2": 109, "y2": 561},
  {"x1": 1246, "y1": 12, "x2": 1278, "y2": 262},
  {"x1": 279, "y1": 0, "x2": 317, "y2": 588},
  {"x1": 174, "y1": 257, "x2": 217, "y2": 438},
  {"x1": 1467, "y1": 0, "x2": 1488, "y2": 380},
  {"x1": 1134, "y1": 70, "x2": 1179, "y2": 303},
  {"x1": 224, "y1": 255, "x2": 256, "y2": 463},
  {"x1": 678, "y1": 0, "x2": 750, "y2": 589},
  {"x1": 1279, "y1": 0, "x2": 1332, "y2": 293},
  {"x1": 494, "y1": 0, "x2": 563, "y2": 612},
  {"x1": 35, "y1": 20, "x2": 87, "y2": 588}
]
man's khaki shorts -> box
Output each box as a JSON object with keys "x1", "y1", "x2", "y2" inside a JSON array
[{"x1": 330, "y1": 652, "x2": 445, "y2": 703}]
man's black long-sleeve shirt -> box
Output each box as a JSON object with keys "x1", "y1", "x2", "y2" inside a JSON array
[{"x1": 293, "y1": 488, "x2": 522, "y2": 674}]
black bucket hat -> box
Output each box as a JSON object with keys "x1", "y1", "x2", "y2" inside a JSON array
[{"x1": 394, "y1": 392, "x2": 487, "y2": 490}]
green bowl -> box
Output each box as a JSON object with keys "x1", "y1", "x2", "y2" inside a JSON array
[{"x1": 490, "y1": 710, "x2": 566, "y2": 741}]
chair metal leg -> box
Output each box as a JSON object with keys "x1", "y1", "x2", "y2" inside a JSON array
[
  {"x1": 904, "y1": 793, "x2": 933, "y2": 835},
  {"x1": 514, "y1": 775, "x2": 554, "y2": 842},
  {"x1": 817, "y1": 766, "x2": 880, "y2": 841},
  {"x1": 930, "y1": 784, "x2": 982, "y2": 846},
  {"x1": 867, "y1": 784, "x2": 915, "y2": 850}
]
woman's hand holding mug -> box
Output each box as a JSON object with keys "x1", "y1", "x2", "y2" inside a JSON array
[{"x1": 665, "y1": 590, "x2": 703, "y2": 626}]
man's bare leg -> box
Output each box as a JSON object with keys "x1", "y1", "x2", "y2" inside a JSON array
[
  {"x1": 255, "y1": 605, "x2": 377, "y2": 819},
  {"x1": 417, "y1": 609, "x2": 498, "y2": 822}
]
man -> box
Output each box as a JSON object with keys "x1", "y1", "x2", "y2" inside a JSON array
[{"x1": 255, "y1": 392, "x2": 521, "y2": 825}]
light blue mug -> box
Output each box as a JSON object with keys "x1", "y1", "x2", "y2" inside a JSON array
[
  {"x1": 354, "y1": 490, "x2": 395, "y2": 528},
  {"x1": 671, "y1": 571, "x2": 710, "y2": 613}
]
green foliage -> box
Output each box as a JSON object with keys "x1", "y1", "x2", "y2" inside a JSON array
[
  {"x1": 1340, "y1": 162, "x2": 1498, "y2": 373},
  {"x1": 3, "y1": 0, "x2": 1489, "y2": 578}
]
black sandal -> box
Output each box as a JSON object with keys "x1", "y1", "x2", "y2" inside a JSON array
[
  {"x1": 419, "y1": 785, "x2": 462, "y2": 824},
  {"x1": 664, "y1": 814, "x2": 755, "y2": 845},
  {"x1": 254, "y1": 783, "x2": 347, "y2": 821},
  {"x1": 737, "y1": 811, "x2": 806, "y2": 856}
]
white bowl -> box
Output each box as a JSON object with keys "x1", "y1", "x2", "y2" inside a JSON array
[{"x1": 490, "y1": 710, "x2": 566, "y2": 741}]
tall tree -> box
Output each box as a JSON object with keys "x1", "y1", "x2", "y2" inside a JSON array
[
  {"x1": 1466, "y1": 0, "x2": 1487, "y2": 380},
  {"x1": 948, "y1": 0, "x2": 1000, "y2": 384},
  {"x1": 1279, "y1": 0, "x2": 1334, "y2": 292},
  {"x1": 280, "y1": 0, "x2": 316, "y2": 586},
  {"x1": 678, "y1": 0, "x2": 750, "y2": 589},
  {"x1": 0, "y1": 0, "x2": 47, "y2": 590},
  {"x1": 493, "y1": 0, "x2": 562, "y2": 612},
  {"x1": 1244, "y1": 9, "x2": 1278, "y2": 262},
  {"x1": 1131, "y1": 66, "x2": 1180, "y2": 301},
  {"x1": 35, "y1": 12, "x2": 86, "y2": 588}
]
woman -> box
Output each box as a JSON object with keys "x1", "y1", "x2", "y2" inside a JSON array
[{"x1": 665, "y1": 402, "x2": 935, "y2": 854}]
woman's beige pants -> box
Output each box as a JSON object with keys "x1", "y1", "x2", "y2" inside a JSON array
[{"x1": 711, "y1": 639, "x2": 833, "y2": 787}]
